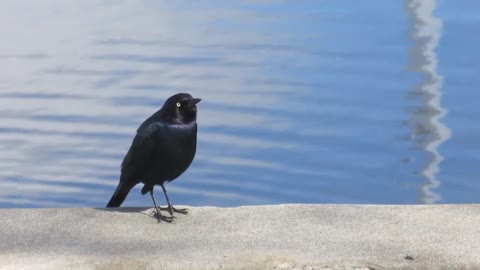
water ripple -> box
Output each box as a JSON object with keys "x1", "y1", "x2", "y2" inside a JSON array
[{"x1": 0, "y1": 0, "x2": 477, "y2": 207}]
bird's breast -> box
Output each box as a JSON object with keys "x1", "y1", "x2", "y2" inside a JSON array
[{"x1": 156, "y1": 124, "x2": 197, "y2": 180}]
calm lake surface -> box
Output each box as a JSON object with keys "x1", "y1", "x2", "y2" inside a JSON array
[{"x1": 1, "y1": 0, "x2": 479, "y2": 208}]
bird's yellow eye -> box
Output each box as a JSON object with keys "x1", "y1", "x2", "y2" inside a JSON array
[{"x1": 176, "y1": 102, "x2": 181, "y2": 107}]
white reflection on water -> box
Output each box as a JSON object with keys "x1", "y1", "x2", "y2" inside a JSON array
[{"x1": 405, "y1": 0, "x2": 451, "y2": 204}]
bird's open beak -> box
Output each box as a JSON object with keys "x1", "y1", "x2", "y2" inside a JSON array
[{"x1": 187, "y1": 98, "x2": 201, "y2": 107}]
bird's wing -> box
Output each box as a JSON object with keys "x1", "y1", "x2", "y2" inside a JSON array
[
  {"x1": 106, "y1": 122, "x2": 167, "y2": 207},
  {"x1": 120, "y1": 122, "x2": 166, "y2": 178}
]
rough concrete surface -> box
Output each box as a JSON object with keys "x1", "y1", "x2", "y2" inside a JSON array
[{"x1": 0, "y1": 204, "x2": 479, "y2": 270}]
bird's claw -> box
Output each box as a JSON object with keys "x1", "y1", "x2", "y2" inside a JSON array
[
  {"x1": 159, "y1": 206, "x2": 189, "y2": 216},
  {"x1": 152, "y1": 209, "x2": 175, "y2": 223},
  {"x1": 173, "y1": 207, "x2": 189, "y2": 215}
]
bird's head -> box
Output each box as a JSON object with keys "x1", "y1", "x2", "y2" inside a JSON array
[{"x1": 161, "y1": 93, "x2": 201, "y2": 124}]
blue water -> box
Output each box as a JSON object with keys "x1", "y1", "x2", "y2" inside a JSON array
[{"x1": 1, "y1": 0, "x2": 479, "y2": 208}]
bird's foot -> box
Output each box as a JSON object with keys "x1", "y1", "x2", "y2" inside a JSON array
[
  {"x1": 172, "y1": 207, "x2": 189, "y2": 215},
  {"x1": 159, "y1": 206, "x2": 189, "y2": 216},
  {"x1": 152, "y1": 209, "x2": 175, "y2": 223}
]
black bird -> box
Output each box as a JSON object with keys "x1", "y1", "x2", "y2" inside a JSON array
[{"x1": 106, "y1": 93, "x2": 201, "y2": 222}]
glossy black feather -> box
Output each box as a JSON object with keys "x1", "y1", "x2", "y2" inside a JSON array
[{"x1": 106, "y1": 93, "x2": 200, "y2": 208}]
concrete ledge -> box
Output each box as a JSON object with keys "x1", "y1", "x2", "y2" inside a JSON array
[{"x1": 0, "y1": 204, "x2": 479, "y2": 270}]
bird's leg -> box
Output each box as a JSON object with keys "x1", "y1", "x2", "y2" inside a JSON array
[
  {"x1": 149, "y1": 189, "x2": 174, "y2": 223},
  {"x1": 159, "y1": 183, "x2": 189, "y2": 216}
]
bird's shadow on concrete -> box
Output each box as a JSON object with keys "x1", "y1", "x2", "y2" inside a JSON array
[
  {"x1": 95, "y1": 207, "x2": 166, "y2": 220},
  {"x1": 97, "y1": 207, "x2": 151, "y2": 213},
  {"x1": 96, "y1": 206, "x2": 189, "y2": 223}
]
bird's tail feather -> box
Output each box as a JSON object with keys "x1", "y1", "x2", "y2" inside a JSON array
[{"x1": 106, "y1": 177, "x2": 136, "y2": 207}]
